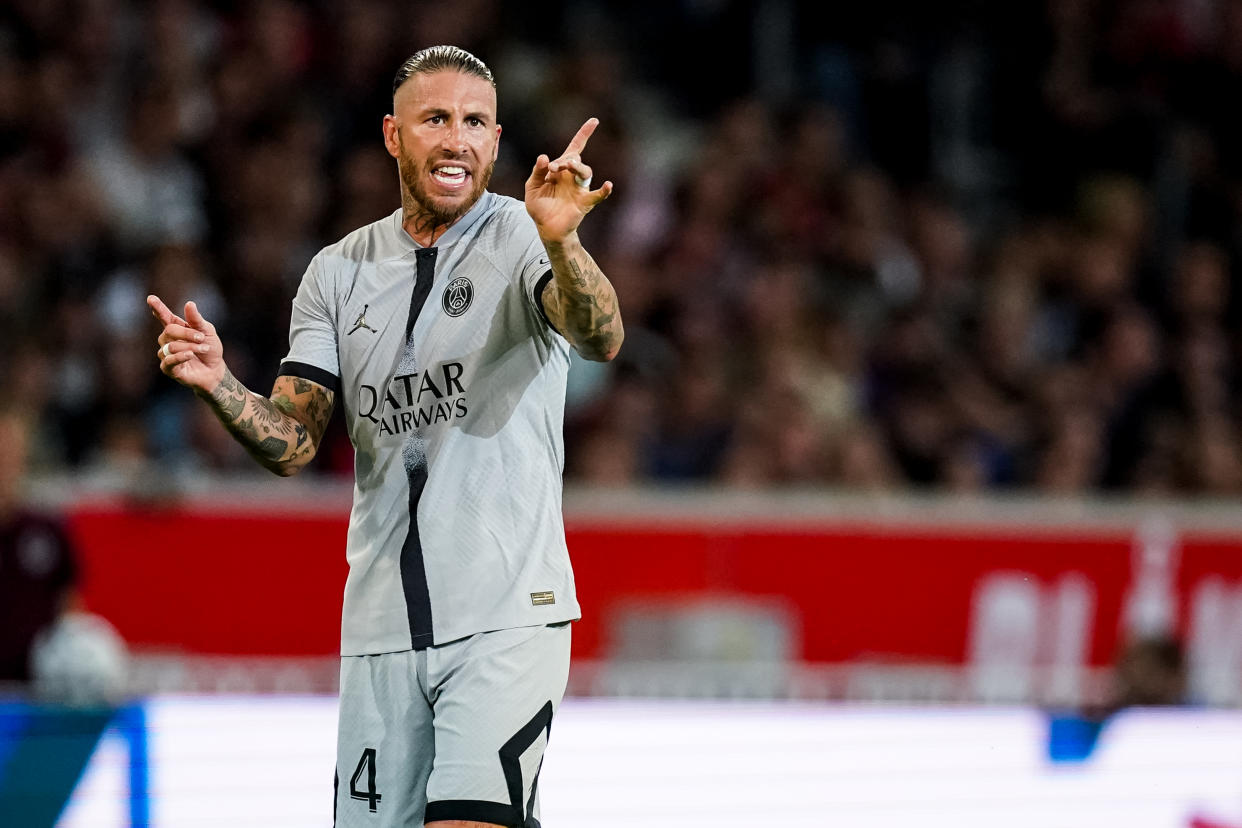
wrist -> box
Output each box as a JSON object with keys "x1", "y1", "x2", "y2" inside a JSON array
[
  {"x1": 194, "y1": 366, "x2": 232, "y2": 401},
  {"x1": 538, "y1": 229, "x2": 581, "y2": 252}
]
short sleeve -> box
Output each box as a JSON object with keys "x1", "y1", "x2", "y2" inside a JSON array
[
  {"x1": 279, "y1": 254, "x2": 341, "y2": 392},
  {"x1": 514, "y1": 219, "x2": 557, "y2": 332}
]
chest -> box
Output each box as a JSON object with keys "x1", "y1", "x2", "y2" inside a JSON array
[
  {"x1": 339, "y1": 248, "x2": 522, "y2": 363},
  {"x1": 333, "y1": 251, "x2": 542, "y2": 442}
]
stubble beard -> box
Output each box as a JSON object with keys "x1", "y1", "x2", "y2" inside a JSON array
[{"x1": 398, "y1": 142, "x2": 495, "y2": 234}]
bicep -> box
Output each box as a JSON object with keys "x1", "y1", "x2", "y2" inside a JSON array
[{"x1": 269, "y1": 374, "x2": 336, "y2": 447}]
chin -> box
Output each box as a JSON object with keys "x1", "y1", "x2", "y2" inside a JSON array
[
  {"x1": 403, "y1": 162, "x2": 493, "y2": 227},
  {"x1": 431, "y1": 190, "x2": 474, "y2": 211},
  {"x1": 420, "y1": 185, "x2": 484, "y2": 223}
]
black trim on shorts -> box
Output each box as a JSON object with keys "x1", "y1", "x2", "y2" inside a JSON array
[
  {"x1": 401, "y1": 247, "x2": 439, "y2": 650},
  {"x1": 425, "y1": 799, "x2": 519, "y2": 826},
  {"x1": 533, "y1": 270, "x2": 559, "y2": 334},
  {"x1": 332, "y1": 769, "x2": 339, "y2": 827},
  {"x1": 500, "y1": 700, "x2": 555, "y2": 827},
  {"x1": 278, "y1": 361, "x2": 340, "y2": 393},
  {"x1": 423, "y1": 701, "x2": 556, "y2": 826}
]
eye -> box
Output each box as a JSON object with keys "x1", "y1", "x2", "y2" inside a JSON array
[
  {"x1": 428, "y1": 115, "x2": 445, "y2": 125},
  {"x1": 467, "y1": 117, "x2": 483, "y2": 127}
]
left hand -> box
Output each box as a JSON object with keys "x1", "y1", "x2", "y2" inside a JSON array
[{"x1": 525, "y1": 117, "x2": 614, "y2": 243}]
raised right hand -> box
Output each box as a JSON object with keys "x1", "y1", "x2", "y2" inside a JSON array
[{"x1": 148, "y1": 294, "x2": 226, "y2": 394}]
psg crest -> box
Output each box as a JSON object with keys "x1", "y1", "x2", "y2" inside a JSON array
[{"x1": 442, "y1": 277, "x2": 473, "y2": 317}]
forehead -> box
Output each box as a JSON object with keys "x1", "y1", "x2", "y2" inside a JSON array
[{"x1": 394, "y1": 70, "x2": 497, "y2": 116}]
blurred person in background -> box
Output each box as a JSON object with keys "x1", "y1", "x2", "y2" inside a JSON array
[
  {"x1": 0, "y1": 407, "x2": 79, "y2": 687},
  {"x1": 1, "y1": 0, "x2": 1242, "y2": 497},
  {"x1": 1094, "y1": 635, "x2": 1188, "y2": 714},
  {"x1": 85, "y1": 80, "x2": 206, "y2": 253},
  {"x1": 148, "y1": 45, "x2": 621, "y2": 828}
]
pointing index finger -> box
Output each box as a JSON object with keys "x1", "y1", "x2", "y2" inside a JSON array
[
  {"x1": 562, "y1": 117, "x2": 599, "y2": 157},
  {"x1": 147, "y1": 294, "x2": 187, "y2": 327}
]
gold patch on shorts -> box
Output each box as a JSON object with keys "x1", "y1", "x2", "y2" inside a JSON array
[{"x1": 530, "y1": 591, "x2": 555, "y2": 606}]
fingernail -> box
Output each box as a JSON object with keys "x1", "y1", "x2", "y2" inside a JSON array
[
  {"x1": 199, "y1": 345, "x2": 209, "y2": 353},
  {"x1": 195, "y1": 333, "x2": 204, "y2": 342}
]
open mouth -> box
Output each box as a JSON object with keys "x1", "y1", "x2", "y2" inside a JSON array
[{"x1": 431, "y1": 164, "x2": 470, "y2": 189}]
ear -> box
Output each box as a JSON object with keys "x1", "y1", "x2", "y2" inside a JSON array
[
  {"x1": 492, "y1": 123, "x2": 501, "y2": 163},
  {"x1": 382, "y1": 114, "x2": 400, "y2": 159}
]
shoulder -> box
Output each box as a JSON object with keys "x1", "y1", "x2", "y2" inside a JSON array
[
  {"x1": 468, "y1": 197, "x2": 536, "y2": 282},
  {"x1": 485, "y1": 192, "x2": 527, "y2": 219},
  {"x1": 316, "y1": 210, "x2": 409, "y2": 274},
  {"x1": 477, "y1": 193, "x2": 538, "y2": 240},
  {"x1": 473, "y1": 194, "x2": 541, "y2": 273}
]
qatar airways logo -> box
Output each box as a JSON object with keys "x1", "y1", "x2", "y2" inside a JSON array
[{"x1": 358, "y1": 361, "x2": 467, "y2": 437}]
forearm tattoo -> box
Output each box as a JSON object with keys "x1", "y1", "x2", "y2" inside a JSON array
[
  {"x1": 202, "y1": 369, "x2": 335, "y2": 474},
  {"x1": 292, "y1": 376, "x2": 334, "y2": 438},
  {"x1": 542, "y1": 243, "x2": 624, "y2": 360}
]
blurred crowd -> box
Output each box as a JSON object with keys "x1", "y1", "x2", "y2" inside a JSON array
[{"x1": 4, "y1": 0, "x2": 1242, "y2": 495}]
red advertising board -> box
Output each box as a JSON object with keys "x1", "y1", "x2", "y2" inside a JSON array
[{"x1": 62, "y1": 487, "x2": 1242, "y2": 701}]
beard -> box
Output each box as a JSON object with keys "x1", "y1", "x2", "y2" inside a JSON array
[{"x1": 397, "y1": 141, "x2": 495, "y2": 229}]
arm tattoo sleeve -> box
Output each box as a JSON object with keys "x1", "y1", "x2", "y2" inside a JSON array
[
  {"x1": 201, "y1": 369, "x2": 335, "y2": 475},
  {"x1": 542, "y1": 240, "x2": 624, "y2": 361}
]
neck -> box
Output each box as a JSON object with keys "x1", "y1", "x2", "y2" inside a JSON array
[
  {"x1": 402, "y1": 204, "x2": 451, "y2": 247},
  {"x1": 400, "y1": 187, "x2": 486, "y2": 247}
]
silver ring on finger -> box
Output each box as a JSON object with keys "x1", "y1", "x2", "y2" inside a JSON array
[
  {"x1": 574, "y1": 175, "x2": 592, "y2": 189},
  {"x1": 161, "y1": 343, "x2": 172, "y2": 359}
]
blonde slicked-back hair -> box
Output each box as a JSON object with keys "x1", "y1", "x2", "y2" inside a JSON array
[{"x1": 392, "y1": 45, "x2": 496, "y2": 97}]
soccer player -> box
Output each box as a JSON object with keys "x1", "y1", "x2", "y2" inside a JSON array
[{"x1": 148, "y1": 45, "x2": 622, "y2": 828}]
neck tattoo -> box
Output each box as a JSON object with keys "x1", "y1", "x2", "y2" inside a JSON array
[{"x1": 401, "y1": 191, "x2": 449, "y2": 246}]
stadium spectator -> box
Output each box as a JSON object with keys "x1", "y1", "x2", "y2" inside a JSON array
[
  {"x1": 1110, "y1": 635, "x2": 1188, "y2": 710},
  {"x1": 0, "y1": 1, "x2": 1239, "y2": 496},
  {"x1": 0, "y1": 408, "x2": 80, "y2": 686}
]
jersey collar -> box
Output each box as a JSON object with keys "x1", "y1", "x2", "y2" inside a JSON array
[{"x1": 394, "y1": 191, "x2": 495, "y2": 251}]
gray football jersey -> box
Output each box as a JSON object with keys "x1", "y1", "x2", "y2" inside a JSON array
[{"x1": 279, "y1": 192, "x2": 580, "y2": 656}]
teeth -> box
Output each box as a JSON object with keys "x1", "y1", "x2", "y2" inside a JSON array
[{"x1": 435, "y1": 166, "x2": 465, "y2": 176}]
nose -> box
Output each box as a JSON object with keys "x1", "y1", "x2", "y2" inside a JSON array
[{"x1": 441, "y1": 121, "x2": 468, "y2": 155}]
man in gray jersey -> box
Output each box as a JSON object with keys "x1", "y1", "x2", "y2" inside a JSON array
[{"x1": 147, "y1": 45, "x2": 622, "y2": 828}]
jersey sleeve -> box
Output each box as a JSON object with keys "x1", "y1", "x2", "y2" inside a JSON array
[
  {"x1": 514, "y1": 218, "x2": 558, "y2": 333},
  {"x1": 279, "y1": 254, "x2": 341, "y2": 392}
]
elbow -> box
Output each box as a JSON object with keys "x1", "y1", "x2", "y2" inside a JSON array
[
  {"x1": 587, "y1": 344, "x2": 622, "y2": 363},
  {"x1": 577, "y1": 327, "x2": 624, "y2": 363},
  {"x1": 265, "y1": 458, "x2": 306, "y2": 478}
]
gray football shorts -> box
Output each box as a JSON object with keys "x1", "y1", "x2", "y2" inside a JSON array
[{"x1": 333, "y1": 622, "x2": 571, "y2": 827}]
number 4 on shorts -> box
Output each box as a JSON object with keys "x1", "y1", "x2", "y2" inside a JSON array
[{"x1": 350, "y1": 748, "x2": 382, "y2": 812}]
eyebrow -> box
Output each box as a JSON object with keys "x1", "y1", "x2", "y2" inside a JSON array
[{"x1": 417, "y1": 106, "x2": 492, "y2": 123}]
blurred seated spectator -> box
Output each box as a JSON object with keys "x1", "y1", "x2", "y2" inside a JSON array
[
  {"x1": 1109, "y1": 635, "x2": 1187, "y2": 708},
  {"x1": 0, "y1": 1, "x2": 1241, "y2": 498},
  {"x1": 85, "y1": 81, "x2": 206, "y2": 252},
  {"x1": 0, "y1": 407, "x2": 80, "y2": 687}
]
